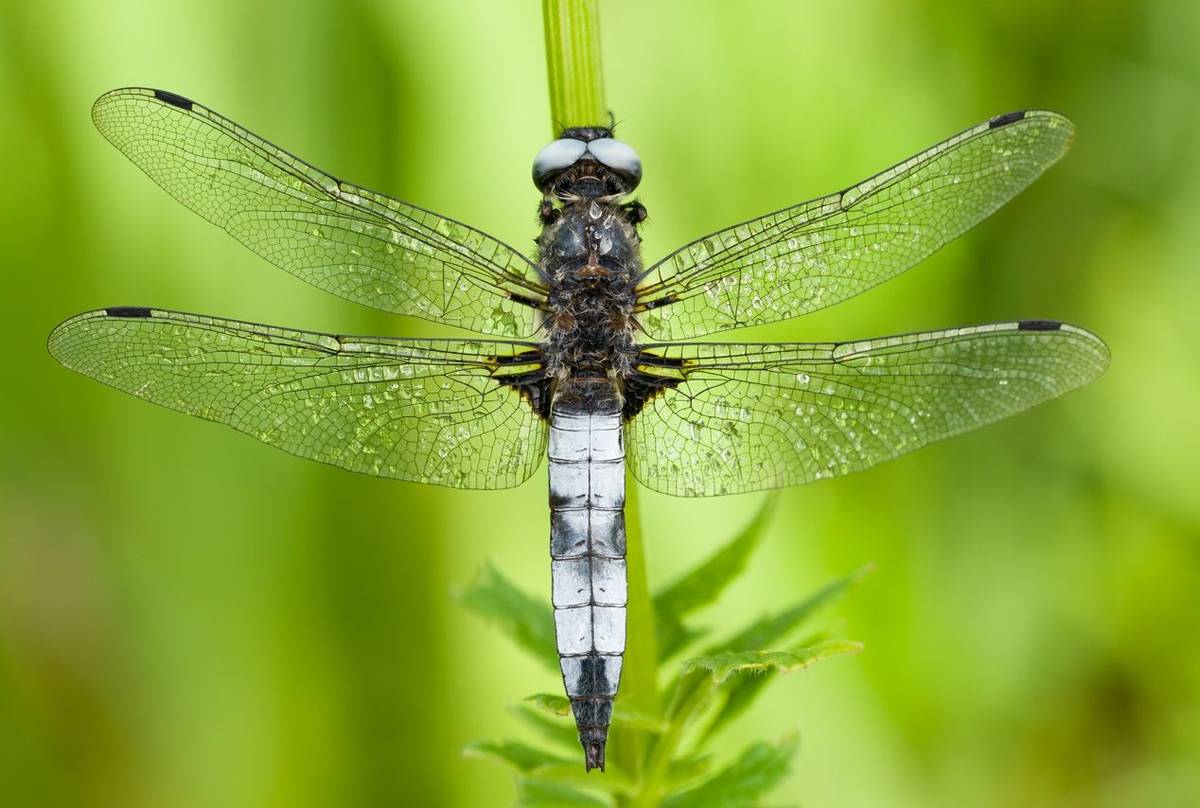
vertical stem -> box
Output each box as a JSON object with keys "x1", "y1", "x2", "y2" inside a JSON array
[
  {"x1": 631, "y1": 673, "x2": 713, "y2": 807},
  {"x1": 614, "y1": 473, "x2": 661, "y2": 778},
  {"x1": 542, "y1": 0, "x2": 608, "y2": 132}
]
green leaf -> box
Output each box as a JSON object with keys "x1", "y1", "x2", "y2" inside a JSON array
[
  {"x1": 654, "y1": 633, "x2": 858, "y2": 761},
  {"x1": 463, "y1": 739, "x2": 571, "y2": 773},
  {"x1": 668, "y1": 753, "x2": 713, "y2": 788},
  {"x1": 661, "y1": 736, "x2": 800, "y2": 808},
  {"x1": 514, "y1": 705, "x2": 580, "y2": 751},
  {"x1": 709, "y1": 565, "x2": 869, "y2": 654},
  {"x1": 456, "y1": 561, "x2": 556, "y2": 670},
  {"x1": 683, "y1": 641, "x2": 863, "y2": 684},
  {"x1": 464, "y1": 563, "x2": 866, "y2": 800},
  {"x1": 525, "y1": 692, "x2": 572, "y2": 716},
  {"x1": 656, "y1": 622, "x2": 708, "y2": 661},
  {"x1": 613, "y1": 702, "x2": 669, "y2": 734},
  {"x1": 655, "y1": 495, "x2": 778, "y2": 660},
  {"x1": 701, "y1": 630, "x2": 828, "y2": 742},
  {"x1": 516, "y1": 778, "x2": 610, "y2": 807},
  {"x1": 654, "y1": 495, "x2": 777, "y2": 617}
]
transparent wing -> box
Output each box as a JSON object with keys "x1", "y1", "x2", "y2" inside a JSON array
[
  {"x1": 625, "y1": 321, "x2": 1108, "y2": 496},
  {"x1": 48, "y1": 307, "x2": 547, "y2": 489},
  {"x1": 92, "y1": 88, "x2": 547, "y2": 337},
  {"x1": 636, "y1": 111, "x2": 1074, "y2": 340}
]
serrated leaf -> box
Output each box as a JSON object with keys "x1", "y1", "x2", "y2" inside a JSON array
[
  {"x1": 654, "y1": 495, "x2": 778, "y2": 659},
  {"x1": 456, "y1": 561, "x2": 556, "y2": 670},
  {"x1": 463, "y1": 739, "x2": 571, "y2": 773},
  {"x1": 709, "y1": 566, "x2": 869, "y2": 654},
  {"x1": 661, "y1": 736, "x2": 800, "y2": 808},
  {"x1": 684, "y1": 641, "x2": 863, "y2": 684},
  {"x1": 702, "y1": 631, "x2": 827, "y2": 742},
  {"x1": 525, "y1": 692, "x2": 572, "y2": 716},
  {"x1": 515, "y1": 779, "x2": 610, "y2": 807}
]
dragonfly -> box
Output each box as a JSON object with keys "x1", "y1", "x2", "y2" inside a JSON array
[{"x1": 49, "y1": 88, "x2": 1108, "y2": 771}]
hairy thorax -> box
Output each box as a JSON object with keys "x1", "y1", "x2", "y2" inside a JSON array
[{"x1": 539, "y1": 199, "x2": 642, "y2": 384}]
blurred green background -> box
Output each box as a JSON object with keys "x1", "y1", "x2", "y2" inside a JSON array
[{"x1": 2, "y1": 0, "x2": 1198, "y2": 805}]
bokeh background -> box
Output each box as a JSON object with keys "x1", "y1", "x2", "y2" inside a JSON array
[{"x1": 2, "y1": 1, "x2": 1198, "y2": 805}]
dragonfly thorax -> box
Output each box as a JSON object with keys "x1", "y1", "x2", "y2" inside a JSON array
[{"x1": 539, "y1": 197, "x2": 642, "y2": 384}]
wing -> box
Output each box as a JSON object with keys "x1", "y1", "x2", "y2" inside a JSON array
[
  {"x1": 636, "y1": 110, "x2": 1074, "y2": 340},
  {"x1": 48, "y1": 307, "x2": 548, "y2": 489},
  {"x1": 92, "y1": 88, "x2": 547, "y2": 337},
  {"x1": 625, "y1": 321, "x2": 1108, "y2": 496}
]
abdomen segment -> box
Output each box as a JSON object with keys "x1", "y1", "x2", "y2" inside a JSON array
[{"x1": 548, "y1": 381, "x2": 627, "y2": 771}]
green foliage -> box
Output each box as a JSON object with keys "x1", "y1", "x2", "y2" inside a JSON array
[
  {"x1": 516, "y1": 779, "x2": 609, "y2": 808},
  {"x1": 710, "y1": 567, "x2": 869, "y2": 654},
  {"x1": 683, "y1": 642, "x2": 865, "y2": 684},
  {"x1": 525, "y1": 693, "x2": 573, "y2": 716},
  {"x1": 456, "y1": 561, "x2": 556, "y2": 671},
  {"x1": 458, "y1": 497, "x2": 863, "y2": 806},
  {"x1": 464, "y1": 739, "x2": 573, "y2": 774},
  {"x1": 660, "y1": 737, "x2": 800, "y2": 808},
  {"x1": 654, "y1": 494, "x2": 778, "y2": 660}
]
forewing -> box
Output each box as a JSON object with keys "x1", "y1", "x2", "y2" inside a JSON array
[
  {"x1": 92, "y1": 88, "x2": 547, "y2": 337},
  {"x1": 625, "y1": 321, "x2": 1108, "y2": 496},
  {"x1": 49, "y1": 308, "x2": 547, "y2": 489},
  {"x1": 637, "y1": 111, "x2": 1074, "y2": 339}
]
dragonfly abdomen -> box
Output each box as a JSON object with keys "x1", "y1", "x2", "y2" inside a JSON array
[{"x1": 548, "y1": 380, "x2": 627, "y2": 772}]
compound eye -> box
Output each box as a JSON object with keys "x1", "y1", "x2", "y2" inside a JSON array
[
  {"x1": 532, "y1": 138, "x2": 587, "y2": 183},
  {"x1": 587, "y1": 138, "x2": 642, "y2": 184}
]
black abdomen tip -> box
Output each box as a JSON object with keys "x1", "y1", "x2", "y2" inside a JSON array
[
  {"x1": 583, "y1": 737, "x2": 606, "y2": 773},
  {"x1": 153, "y1": 90, "x2": 194, "y2": 111},
  {"x1": 989, "y1": 110, "x2": 1027, "y2": 129},
  {"x1": 105, "y1": 306, "x2": 153, "y2": 318},
  {"x1": 1018, "y1": 319, "x2": 1062, "y2": 331}
]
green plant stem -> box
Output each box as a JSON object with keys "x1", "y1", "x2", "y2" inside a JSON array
[
  {"x1": 542, "y1": 0, "x2": 607, "y2": 132},
  {"x1": 615, "y1": 474, "x2": 661, "y2": 781},
  {"x1": 631, "y1": 673, "x2": 712, "y2": 807}
]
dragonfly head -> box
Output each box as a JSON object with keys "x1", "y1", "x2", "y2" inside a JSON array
[{"x1": 533, "y1": 127, "x2": 642, "y2": 200}]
